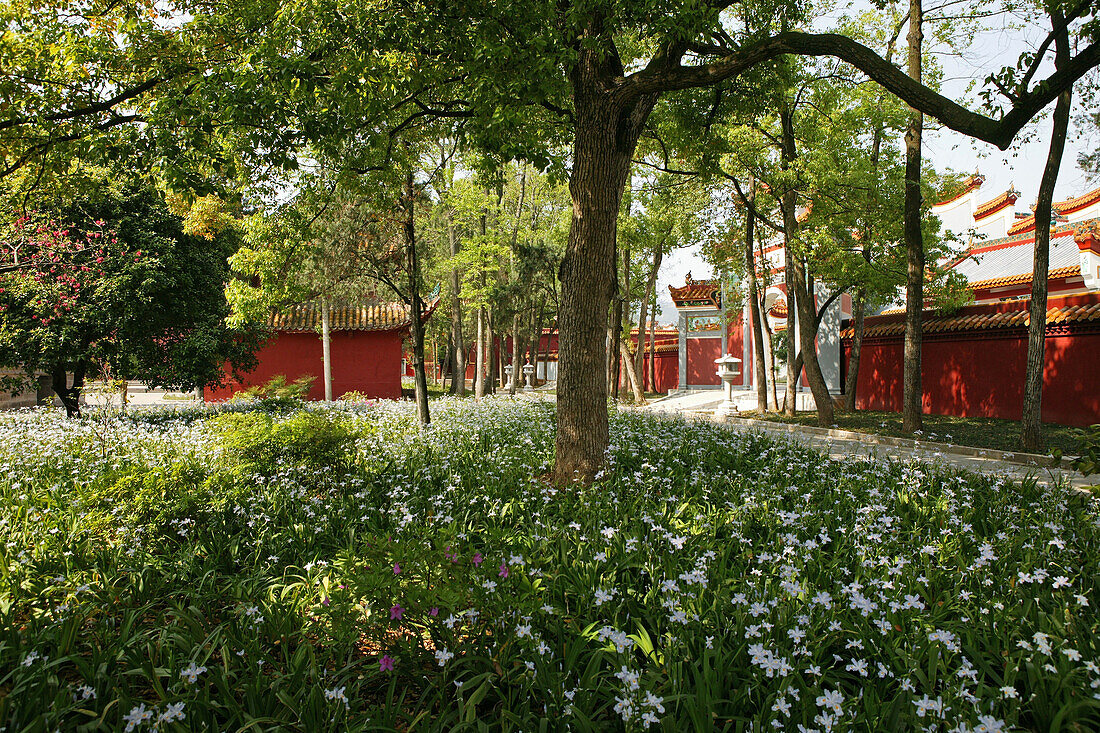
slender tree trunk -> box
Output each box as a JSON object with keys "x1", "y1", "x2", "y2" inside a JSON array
[
  {"x1": 901, "y1": 0, "x2": 925, "y2": 434},
  {"x1": 321, "y1": 298, "x2": 333, "y2": 401},
  {"x1": 780, "y1": 110, "x2": 799, "y2": 416},
  {"x1": 620, "y1": 337, "x2": 646, "y2": 404},
  {"x1": 843, "y1": 288, "x2": 866, "y2": 411},
  {"x1": 609, "y1": 295, "x2": 623, "y2": 397},
  {"x1": 648, "y1": 249, "x2": 664, "y2": 391},
  {"x1": 1021, "y1": 20, "x2": 1071, "y2": 450},
  {"x1": 529, "y1": 299, "x2": 544, "y2": 382},
  {"x1": 637, "y1": 241, "x2": 662, "y2": 389},
  {"x1": 554, "y1": 61, "x2": 658, "y2": 481},
  {"x1": 510, "y1": 311, "x2": 521, "y2": 395},
  {"x1": 446, "y1": 211, "x2": 466, "y2": 396},
  {"x1": 475, "y1": 305, "x2": 486, "y2": 399},
  {"x1": 404, "y1": 172, "x2": 430, "y2": 426},
  {"x1": 778, "y1": 106, "x2": 833, "y2": 424},
  {"x1": 488, "y1": 308, "x2": 498, "y2": 394},
  {"x1": 743, "y1": 179, "x2": 769, "y2": 412}
]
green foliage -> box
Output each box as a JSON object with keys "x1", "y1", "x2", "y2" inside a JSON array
[
  {"x1": 235, "y1": 374, "x2": 316, "y2": 401},
  {"x1": 209, "y1": 409, "x2": 362, "y2": 474},
  {"x1": 0, "y1": 182, "x2": 261, "y2": 407},
  {"x1": 1, "y1": 399, "x2": 1098, "y2": 731},
  {"x1": 1052, "y1": 424, "x2": 1100, "y2": 477}
]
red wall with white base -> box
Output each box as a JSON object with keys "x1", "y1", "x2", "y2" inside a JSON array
[
  {"x1": 206, "y1": 329, "x2": 405, "y2": 402},
  {"x1": 843, "y1": 327, "x2": 1100, "y2": 426}
]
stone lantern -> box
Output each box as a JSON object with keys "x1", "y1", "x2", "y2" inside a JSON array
[
  {"x1": 522, "y1": 362, "x2": 536, "y2": 391},
  {"x1": 714, "y1": 354, "x2": 742, "y2": 417},
  {"x1": 504, "y1": 363, "x2": 515, "y2": 389}
]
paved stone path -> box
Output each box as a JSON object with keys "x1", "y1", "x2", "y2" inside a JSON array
[{"x1": 640, "y1": 392, "x2": 1097, "y2": 492}]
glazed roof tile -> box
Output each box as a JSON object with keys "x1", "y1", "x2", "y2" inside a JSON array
[
  {"x1": 270, "y1": 300, "x2": 426, "y2": 332},
  {"x1": 669, "y1": 279, "x2": 721, "y2": 306},
  {"x1": 842, "y1": 301, "x2": 1100, "y2": 338},
  {"x1": 973, "y1": 190, "x2": 1017, "y2": 220},
  {"x1": 952, "y1": 227, "x2": 1082, "y2": 288}
]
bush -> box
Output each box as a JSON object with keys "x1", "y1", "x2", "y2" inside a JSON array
[{"x1": 209, "y1": 409, "x2": 361, "y2": 475}]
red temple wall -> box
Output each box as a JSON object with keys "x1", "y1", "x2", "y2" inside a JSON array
[
  {"x1": 686, "y1": 338, "x2": 722, "y2": 386},
  {"x1": 206, "y1": 330, "x2": 404, "y2": 402},
  {"x1": 842, "y1": 329, "x2": 1100, "y2": 426}
]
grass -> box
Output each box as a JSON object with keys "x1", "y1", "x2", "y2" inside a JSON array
[
  {"x1": 1, "y1": 397, "x2": 1098, "y2": 731},
  {"x1": 739, "y1": 409, "x2": 1083, "y2": 456}
]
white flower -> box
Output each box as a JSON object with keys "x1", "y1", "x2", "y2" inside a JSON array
[
  {"x1": 180, "y1": 662, "x2": 207, "y2": 684},
  {"x1": 158, "y1": 702, "x2": 186, "y2": 725},
  {"x1": 1000, "y1": 686, "x2": 1018, "y2": 699},
  {"x1": 1063, "y1": 647, "x2": 1082, "y2": 662},
  {"x1": 323, "y1": 686, "x2": 349, "y2": 709},
  {"x1": 123, "y1": 703, "x2": 153, "y2": 732},
  {"x1": 435, "y1": 648, "x2": 454, "y2": 666}
]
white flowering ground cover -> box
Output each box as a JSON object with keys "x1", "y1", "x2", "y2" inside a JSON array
[{"x1": 1, "y1": 398, "x2": 1098, "y2": 732}]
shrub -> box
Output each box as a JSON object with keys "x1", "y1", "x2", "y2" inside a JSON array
[{"x1": 208, "y1": 409, "x2": 361, "y2": 475}]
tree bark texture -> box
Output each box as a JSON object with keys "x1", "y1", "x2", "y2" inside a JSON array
[
  {"x1": 1021, "y1": 21, "x2": 1072, "y2": 450},
  {"x1": 901, "y1": 0, "x2": 925, "y2": 434},
  {"x1": 780, "y1": 109, "x2": 799, "y2": 417},
  {"x1": 553, "y1": 52, "x2": 657, "y2": 482}
]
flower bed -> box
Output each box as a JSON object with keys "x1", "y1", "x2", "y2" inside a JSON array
[{"x1": 0, "y1": 398, "x2": 1097, "y2": 731}]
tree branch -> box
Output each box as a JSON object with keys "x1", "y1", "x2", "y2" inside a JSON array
[{"x1": 618, "y1": 31, "x2": 1100, "y2": 150}]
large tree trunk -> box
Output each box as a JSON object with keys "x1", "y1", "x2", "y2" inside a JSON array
[
  {"x1": 1021, "y1": 20, "x2": 1071, "y2": 451},
  {"x1": 404, "y1": 172, "x2": 431, "y2": 427},
  {"x1": 842, "y1": 287, "x2": 866, "y2": 411},
  {"x1": 553, "y1": 59, "x2": 657, "y2": 482},
  {"x1": 901, "y1": 0, "x2": 925, "y2": 434},
  {"x1": 743, "y1": 180, "x2": 769, "y2": 412},
  {"x1": 446, "y1": 211, "x2": 466, "y2": 396}
]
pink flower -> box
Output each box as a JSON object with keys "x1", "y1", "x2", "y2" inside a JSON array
[
  {"x1": 473, "y1": 553, "x2": 483, "y2": 567},
  {"x1": 390, "y1": 605, "x2": 404, "y2": 620},
  {"x1": 429, "y1": 607, "x2": 439, "y2": 617},
  {"x1": 379, "y1": 655, "x2": 394, "y2": 672},
  {"x1": 498, "y1": 564, "x2": 509, "y2": 578},
  {"x1": 393, "y1": 562, "x2": 401, "y2": 575}
]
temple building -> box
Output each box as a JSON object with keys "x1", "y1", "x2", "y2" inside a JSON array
[
  {"x1": 668, "y1": 269, "x2": 849, "y2": 407},
  {"x1": 842, "y1": 180, "x2": 1100, "y2": 426},
  {"x1": 665, "y1": 178, "x2": 1100, "y2": 425}
]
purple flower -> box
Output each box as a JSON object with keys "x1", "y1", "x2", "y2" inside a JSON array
[
  {"x1": 390, "y1": 605, "x2": 404, "y2": 620},
  {"x1": 473, "y1": 553, "x2": 484, "y2": 567},
  {"x1": 393, "y1": 562, "x2": 402, "y2": 575},
  {"x1": 429, "y1": 607, "x2": 439, "y2": 617},
  {"x1": 379, "y1": 655, "x2": 395, "y2": 672},
  {"x1": 498, "y1": 564, "x2": 509, "y2": 578}
]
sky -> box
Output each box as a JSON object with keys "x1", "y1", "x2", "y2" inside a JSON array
[{"x1": 651, "y1": 7, "x2": 1100, "y2": 323}]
